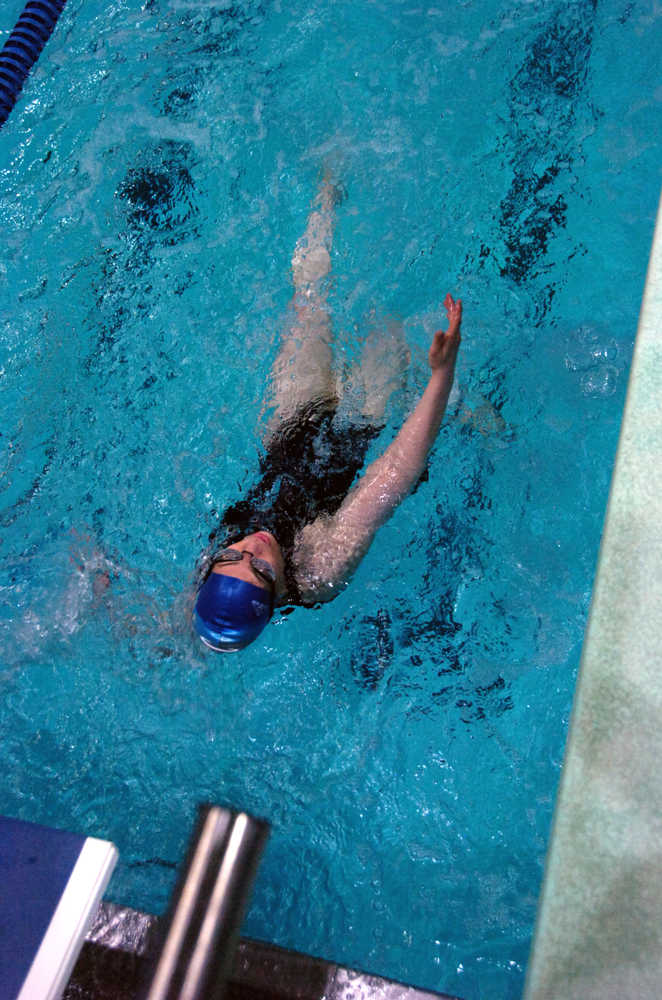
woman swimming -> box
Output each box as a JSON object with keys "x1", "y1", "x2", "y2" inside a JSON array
[{"x1": 193, "y1": 175, "x2": 462, "y2": 652}]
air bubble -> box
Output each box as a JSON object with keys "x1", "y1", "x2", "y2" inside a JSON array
[{"x1": 580, "y1": 366, "x2": 619, "y2": 397}]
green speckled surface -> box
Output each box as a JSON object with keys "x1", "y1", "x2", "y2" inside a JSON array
[{"x1": 525, "y1": 192, "x2": 662, "y2": 1000}]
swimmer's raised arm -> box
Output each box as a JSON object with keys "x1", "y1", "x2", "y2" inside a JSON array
[
  {"x1": 293, "y1": 294, "x2": 462, "y2": 603},
  {"x1": 349, "y1": 293, "x2": 461, "y2": 515}
]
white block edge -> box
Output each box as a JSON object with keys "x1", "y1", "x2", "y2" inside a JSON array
[{"x1": 17, "y1": 837, "x2": 118, "y2": 1000}]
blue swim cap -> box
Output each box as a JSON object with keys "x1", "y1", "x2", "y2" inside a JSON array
[{"x1": 193, "y1": 572, "x2": 272, "y2": 652}]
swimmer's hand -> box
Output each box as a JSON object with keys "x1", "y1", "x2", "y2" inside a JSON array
[{"x1": 429, "y1": 293, "x2": 462, "y2": 371}]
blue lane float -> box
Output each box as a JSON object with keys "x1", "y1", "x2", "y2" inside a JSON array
[{"x1": 0, "y1": 0, "x2": 68, "y2": 128}]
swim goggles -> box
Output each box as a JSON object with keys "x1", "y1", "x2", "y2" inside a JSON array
[{"x1": 211, "y1": 548, "x2": 277, "y2": 592}]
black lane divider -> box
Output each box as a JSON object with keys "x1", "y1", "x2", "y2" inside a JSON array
[{"x1": 0, "y1": 0, "x2": 68, "y2": 129}]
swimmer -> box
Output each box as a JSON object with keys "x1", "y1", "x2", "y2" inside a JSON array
[{"x1": 193, "y1": 174, "x2": 462, "y2": 652}]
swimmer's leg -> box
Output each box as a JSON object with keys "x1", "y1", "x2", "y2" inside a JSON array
[
  {"x1": 349, "y1": 315, "x2": 411, "y2": 424},
  {"x1": 265, "y1": 174, "x2": 341, "y2": 432}
]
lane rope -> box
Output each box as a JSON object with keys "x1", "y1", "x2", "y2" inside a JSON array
[{"x1": 0, "y1": 0, "x2": 68, "y2": 128}]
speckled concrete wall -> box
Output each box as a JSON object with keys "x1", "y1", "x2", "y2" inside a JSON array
[{"x1": 524, "y1": 191, "x2": 662, "y2": 1000}]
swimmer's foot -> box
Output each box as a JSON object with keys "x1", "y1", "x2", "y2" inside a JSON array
[{"x1": 317, "y1": 168, "x2": 347, "y2": 211}]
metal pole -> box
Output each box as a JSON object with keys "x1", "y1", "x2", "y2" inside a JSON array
[{"x1": 143, "y1": 805, "x2": 269, "y2": 1000}]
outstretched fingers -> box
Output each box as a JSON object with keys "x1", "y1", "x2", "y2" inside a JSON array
[
  {"x1": 444, "y1": 293, "x2": 462, "y2": 334},
  {"x1": 428, "y1": 293, "x2": 462, "y2": 370}
]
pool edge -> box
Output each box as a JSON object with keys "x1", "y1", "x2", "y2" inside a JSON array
[
  {"x1": 64, "y1": 900, "x2": 462, "y2": 1000},
  {"x1": 524, "y1": 187, "x2": 662, "y2": 999}
]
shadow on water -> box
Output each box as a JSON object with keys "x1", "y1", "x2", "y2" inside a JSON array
[
  {"x1": 347, "y1": 381, "x2": 516, "y2": 728},
  {"x1": 464, "y1": 0, "x2": 599, "y2": 320}
]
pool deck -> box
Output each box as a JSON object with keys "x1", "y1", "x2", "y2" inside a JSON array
[
  {"x1": 524, "y1": 190, "x2": 662, "y2": 998},
  {"x1": 64, "y1": 900, "x2": 461, "y2": 1000}
]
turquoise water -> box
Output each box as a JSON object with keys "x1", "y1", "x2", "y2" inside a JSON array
[{"x1": 1, "y1": 1, "x2": 660, "y2": 997}]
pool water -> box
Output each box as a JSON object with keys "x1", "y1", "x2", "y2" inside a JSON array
[{"x1": 1, "y1": 1, "x2": 660, "y2": 997}]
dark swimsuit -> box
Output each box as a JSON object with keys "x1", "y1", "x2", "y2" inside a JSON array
[{"x1": 208, "y1": 400, "x2": 382, "y2": 606}]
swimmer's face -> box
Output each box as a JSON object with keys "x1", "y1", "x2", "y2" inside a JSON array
[{"x1": 211, "y1": 531, "x2": 286, "y2": 601}]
